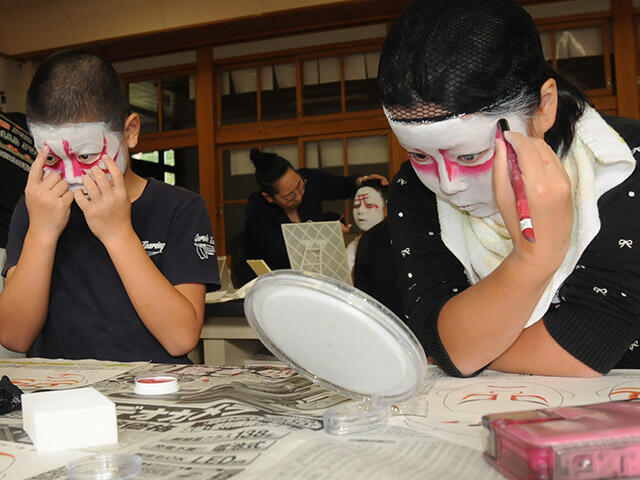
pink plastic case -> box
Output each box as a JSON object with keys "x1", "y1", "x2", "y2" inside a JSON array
[{"x1": 483, "y1": 400, "x2": 640, "y2": 480}]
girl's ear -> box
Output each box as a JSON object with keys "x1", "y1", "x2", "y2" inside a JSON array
[{"x1": 530, "y1": 78, "x2": 558, "y2": 138}]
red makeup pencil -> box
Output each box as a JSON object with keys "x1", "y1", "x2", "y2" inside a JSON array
[{"x1": 497, "y1": 119, "x2": 535, "y2": 243}]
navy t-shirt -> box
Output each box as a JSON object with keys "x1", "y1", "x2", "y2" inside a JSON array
[{"x1": 3, "y1": 178, "x2": 220, "y2": 363}]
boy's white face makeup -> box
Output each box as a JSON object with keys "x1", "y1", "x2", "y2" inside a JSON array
[
  {"x1": 353, "y1": 186, "x2": 385, "y2": 231},
  {"x1": 388, "y1": 113, "x2": 528, "y2": 217},
  {"x1": 29, "y1": 122, "x2": 128, "y2": 192}
]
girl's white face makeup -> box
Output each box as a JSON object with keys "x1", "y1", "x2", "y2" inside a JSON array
[
  {"x1": 353, "y1": 186, "x2": 385, "y2": 231},
  {"x1": 29, "y1": 122, "x2": 128, "y2": 192},
  {"x1": 388, "y1": 113, "x2": 528, "y2": 217}
]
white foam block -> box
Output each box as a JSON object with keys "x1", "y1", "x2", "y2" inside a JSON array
[{"x1": 22, "y1": 387, "x2": 118, "y2": 452}]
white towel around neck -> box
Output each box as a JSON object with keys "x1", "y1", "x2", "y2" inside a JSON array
[{"x1": 435, "y1": 107, "x2": 636, "y2": 327}]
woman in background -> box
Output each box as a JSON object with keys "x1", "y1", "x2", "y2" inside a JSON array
[{"x1": 244, "y1": 149, "x2": 386, "y2": 272}]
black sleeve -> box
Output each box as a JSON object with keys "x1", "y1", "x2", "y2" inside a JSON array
[
  {"x1": 303, "y1": 168, "x2": 359, "y2": 201},
  {"x1": 161, "y1": 195, "x2": 220, "y2": 292},
  {"x1": 2, "y1": 196, "x2": 28, "y2": 277},
  {"x1": 543, "y1": 161, "x2": 640, "y2": 373},
  {"x1": 388, "y1": 162, "x2": 472, "y2": 377},
  {"x1": 244, "y1": 201, "x2": 290, "y2": 270}
]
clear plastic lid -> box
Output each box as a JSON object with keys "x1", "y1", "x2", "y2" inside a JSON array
[
  {"x1": 66, "y1": 453, "x2": 142, "y2": 480},
  {"x1": 244, "y1": 270, "x2": 427, "y2": 405}
]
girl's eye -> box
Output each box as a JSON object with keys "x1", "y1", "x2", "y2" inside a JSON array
[
  {"x1": 458, "y1": 153, "x2": 479, "y2": 162},
  {"x1": 457, "y1": 148, "x2": 491, "y2": 164}
]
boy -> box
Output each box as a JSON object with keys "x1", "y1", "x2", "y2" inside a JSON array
[{"x1": 0, "y1": 50, "x2": 219, "y2": 363}]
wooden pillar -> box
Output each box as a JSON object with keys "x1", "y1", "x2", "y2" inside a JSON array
[
  {"x1": 195, "y1": 47, "x2": 219, "y2": 245},
  {"x1": 612, "y1": 0, "x2": 638, "y2": 118}
]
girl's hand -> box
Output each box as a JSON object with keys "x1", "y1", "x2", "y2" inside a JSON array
[
  {"x1": 74, "y1": 156, "x2": 134, "y2": 247},
  {"x1": 24, "y1": 147, "x2": 74, "y2": 243},
  {"x1": 493, "y1": 132, "x2": 573, "y2": 279}
]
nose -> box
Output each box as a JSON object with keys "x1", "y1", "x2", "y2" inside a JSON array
[{"x1": 436, "y1": 157, "x2": 467, "y2": 195}]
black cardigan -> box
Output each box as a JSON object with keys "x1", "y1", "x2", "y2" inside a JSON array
[
  {"x1": 244, "y1": 168, "x2": 358, "y2": 271},
  {"x1": 388, "y1": 114, "x2": 640, "y2": 376}
]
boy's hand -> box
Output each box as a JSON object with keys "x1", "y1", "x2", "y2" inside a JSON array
[
  {"x1": 24, "y1": 146, "x2": 74, "y2": 243},
  {"x1": 493, "y1": 132, "x2": 573, "y2": 280},
  {"x1": 74, "y1": 156, "x2": 134, "y2": 248}
]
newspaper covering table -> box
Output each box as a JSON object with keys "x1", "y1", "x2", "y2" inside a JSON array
[{"x1": 2, "y1": 360, "x2": 640, "y2": 479}]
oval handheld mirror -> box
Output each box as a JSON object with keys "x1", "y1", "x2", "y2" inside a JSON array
[{"x1": 244, "y1": 270, "x2": 427, "y2": 435}]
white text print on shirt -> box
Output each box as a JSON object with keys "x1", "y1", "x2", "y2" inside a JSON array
[
  {"x1": 142, "y1": 240, "x2": 166, "y2": 256},
  {"x1": 194, "y1": 233, "x2": 216, "y2": 260}
]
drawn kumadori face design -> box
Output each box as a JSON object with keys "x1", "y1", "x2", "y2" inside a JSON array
[
  {"x1": 353, "y1": 186, "x2": 385, "y2": 232},
  {"x1": 442, "y1": 382, "x2": 564, "y2": 415},
  {"x1": 387, "y1": 113, "x2": 528, "y2": 218},
  {"x1": 29, "y1": 122, "x2": 128, "y2": 192}
]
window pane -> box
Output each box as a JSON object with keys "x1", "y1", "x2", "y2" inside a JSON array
[
  {"x1": 304, "y1": 139, "x2": 343, "y2": 169},
  {"x1": 131, "y1": 147, "x2": 198, "y2": 192},
  {"x1": 162, "y1": 76, "x2": 196, "y2": 131},
  {"x1": 221, "y1": 69, "x2": 258, "y2": 125},
  {"x1": 172, "y1": 146, "x2": 199, "y2": 193},
  {"x1": 539, "y1": 31, "x2": 553, "y2": 66},
  {"x1": 303, "y1": 57, "x2": 341, "y2": 116},
  {"x1": 345, "y1": 51, "x2": 380, "y2": 112},
  {"x1": 128, "y1": 80, "x2": 158, "y2": 134},
  {"x1": 132, "y1": 151, "x2": 159, "y2": 163},
  {"x1": 164, "y1": 171, "x2": 176, "y2": 185},
  {"x1": 224, "y1": 203, "x2": 249, "y2": 261},
  {"x1": 262, "y1": 144, "x2": 299, "y2": 168},
  {"x1": 303, "y1": 139, "x2": 345, "y2": 220},
  {"x1": 163, "y1": 150, "x2": 175, "y2": 166},
  {"x1": 261, "y1": 64, "x2": 297, "y2": 121},
  {"x1": 223, "y1": 148, "x2": 259, "y2": 201},
  {"x1": 556, "y1": 26, "x2": 607, "y2": 90}
]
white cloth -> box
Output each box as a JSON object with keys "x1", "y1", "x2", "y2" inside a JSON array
[
  {"x1": 345, "y1": 238, "x2": 358, "y2": 272},
  {"x1": 436, "y1": 108, "x2": 636, "y2": 327}
]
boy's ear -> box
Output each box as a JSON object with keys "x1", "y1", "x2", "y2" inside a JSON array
[{"x1": 123, "y1": 113, "x2": 141, "y2": 149}]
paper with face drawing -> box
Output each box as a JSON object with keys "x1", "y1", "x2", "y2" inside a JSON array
[
  {"x1": 397, "y1": 366, "x2": 640, "y2": 451},
  {"x1": 0, "y1": 358, "x2": 147, "y2": 392}
]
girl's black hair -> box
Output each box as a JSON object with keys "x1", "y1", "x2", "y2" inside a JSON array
[
  {"x1": 250, "y1": 148, "x2": 295, "y2": 196},
  {"x1": 378, "y1": 0, "x2": 590, "y2": 156}
]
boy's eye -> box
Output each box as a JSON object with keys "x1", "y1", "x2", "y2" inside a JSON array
[
  {"x1": 78, "y1": 153, "x2": 99, "y2": 163},
  {"x1": 410, "y1": 152, "x2": 433, "y2": 163}
]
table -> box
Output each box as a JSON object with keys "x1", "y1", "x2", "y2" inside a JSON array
[
  {"x1": 201, "y1": 300, "x2": 264, "y2": 366},
  {"x1": 2, "y1": 359, "x2": 640, "y2": 479}
]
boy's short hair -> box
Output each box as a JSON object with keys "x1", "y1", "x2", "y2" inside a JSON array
[{"x1": 26, "y1": 50, "x2": 129, "y2": 131}]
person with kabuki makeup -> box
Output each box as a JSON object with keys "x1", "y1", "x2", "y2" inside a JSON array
[
  {"x1": 0, "y1": 51, "x2": 220, "y2": 363},
  {"x1": 380, "y1": 0, "x2": 640, "y2": 377},
  {"x1": 345, "y1": 179, "x2": 387, "y2": 272},
  {"x1": 244, "y1": 148, "x2": 388, "y2": 274},
  {"x1": 350, "y1": 180, "x2": 403, "y2": 318}
]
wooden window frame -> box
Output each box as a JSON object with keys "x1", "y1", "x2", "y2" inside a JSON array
[
  {"x1": 120, "y1": 63, "x2": 199, "y2": 154},
  {"x1": 536, "y1": 17, "x2": 613, "y2": 98},
  {"x1": 215, "y1": 40, "x2": 385, "y2": 130}
]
